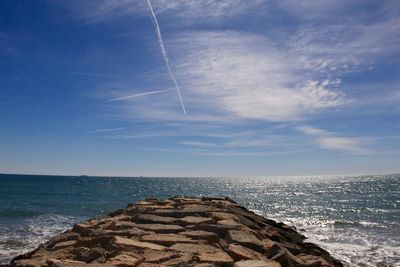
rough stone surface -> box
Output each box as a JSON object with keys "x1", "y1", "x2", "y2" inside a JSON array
[
  {"x1": 196, "y1": 251, "x2": 233, "y2": 264},
  {"x1": 141, "y1": 234, "x2": 198, "y2": 246},
  {"x1": 106, "y1": 254, "x2": 142, "y2": 266},
  {"x1": 169, "y1": 243, "x2": 223, "y2": 254},
  {"x1": 133, "y1": 223, "x2": 185, "y2": 234},
  {"x1": 136, "y1": 214, "x2": 176, "y2": 224},
  {"x1": 142, "y1": 250, "x2": 176, "y2": 263},
  {"x1": 10, "y1": 197, "x2": 343, "y2": 267},
  {"x1": 113, "y1": 236, "x2": 166, "y2": 251},
  {"x1": 181, "y1": 231, "x2": 219, "y2": 244},
  {"x1": 227, "y1": 230, "x2": 264, "y2": 252},
  {"x1": 235, "y1": 260, "x2": 281, "y2": 267},
  {"x1": 227, "y1": 244, "x2": 266, "y2": 261},
  {"x1": 177, "y1": 216, "x2": 214, "y2": 225},
  {"x1": 50, "y1": 241, "x2": 77, "y2": 251}
]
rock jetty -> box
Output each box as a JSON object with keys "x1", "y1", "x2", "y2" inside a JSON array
[{"x1": 10, "y1": 197, "x2": 343, "y2": 267}]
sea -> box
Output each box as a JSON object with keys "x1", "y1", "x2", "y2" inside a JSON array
[{"x1": 0, "y1": 174, "x2": 399, "y2": 266}]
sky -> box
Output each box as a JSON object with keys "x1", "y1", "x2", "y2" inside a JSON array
[{"x1": 0, "y1": 0, "x2": 399, "y2": 177}]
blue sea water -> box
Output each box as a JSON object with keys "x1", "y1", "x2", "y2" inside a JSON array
[{"x1": 0, "y1": 174, "x2": 399, "y2": 266}]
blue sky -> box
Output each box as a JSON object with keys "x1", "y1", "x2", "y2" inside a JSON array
[{"x1": 1, "y1": 0, "x2": 399, "y2": 177}]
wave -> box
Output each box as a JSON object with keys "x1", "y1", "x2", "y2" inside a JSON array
[
  {"x1": 317, "y1": 241, "x2": 400, "y2": 267},
  {"x1": 252, "y1": 212, "x2": 400, "y2": 267},
  {"x1": 0, "y1": 213, "x2": 83, "y2": 264},
  {"x1": 270, "y1": 215, "x2": 390, "y2": 230}
]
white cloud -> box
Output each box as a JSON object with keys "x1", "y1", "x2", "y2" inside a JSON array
[
  {"x1": 296, "y1": 125, "x2": 371, "y2": 155},
  {"x1": 91, "y1": 128, "x2": 126, "y2": 133},
  {"x1": 66, "y1": 0, "x2": 265, "y2": 22},
  {"x1": 288, "y1": 4, "x2": 400, "y2": 74},
  {"x1": 173, "y1": 31, "x2": 348, "y2": 122},
  {"x1": 316, "y1": 136, "x2": 368, "y2": 154},
  {"x1": 71, "y1": 0, "x2": 398, "y2": 120},
  {"x1": 191, "y1": 149, "x2": 306, "y2": 158},
  {"x1": 180, "y1": 141, "x2": 220, "y2": 148},
  {"x1": 78, "y1": 0, "x2": 398, "y2": 158},
  {"x1": 295, "y1": 125, "x2": 328, "y2": 136},
  {"x1": 224, "y1": 139, "x2": 274, "y2": 148},
  {"x1": 276, "y1": 0, "x2": 362, "y2": 20},
  {"x1": 149, "y1": 0, "x2": 264, "y2": 19}
]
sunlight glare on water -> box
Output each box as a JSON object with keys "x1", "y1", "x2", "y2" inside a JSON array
[{"x1": 0, "y1": 174, "x2": 399, "y2": 266}]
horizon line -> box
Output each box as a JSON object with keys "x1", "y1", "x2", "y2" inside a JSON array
[{"x1": 1, "y1": 172, "x2": 399, "y2": 179}]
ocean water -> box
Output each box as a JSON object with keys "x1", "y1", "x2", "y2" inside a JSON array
[{"x1": 0, "y1": 174, "x2": 399, "y2": 266}]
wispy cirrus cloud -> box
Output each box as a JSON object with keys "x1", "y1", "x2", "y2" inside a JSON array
[
  {"x1": 68, "y1": 0, "x2": 398, "y2": 158},
  {"x1": 295, "y1": 126, "x2": 328, "y2": 136},
  {"x1": 173, "y1": 31, "x2": 349, "y2": 122},
  {"x1": 179, "y1": 135, "x2": 280, "y2": 149},
  {"x1": 290, "y1": 17, "x2": 400, "y2": 75},
  {"x1": 108, "y1": 88, "x2": 173, "y2": 102},
  {"x1": 69, "y1": 0, "x2": 397, "y2": 124},
  {"x1": 317, "y1": 136, "x2": 369, "y2": 155},
  {"x1": 63, "y1": 0, "x2": 265, "y2": 23},
  {"x1": 180, "y1": 141, "x2": 220, "y2": 148},
  {"x1": 90, "y1": 127, "x2": 126, "y2": 133},
  {"x1": 296, "y1": 126, "x2": 371, "y2": 155}
]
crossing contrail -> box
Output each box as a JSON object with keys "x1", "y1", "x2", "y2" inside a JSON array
[
  {"x1": 146, "y1": 0, "x2": 186, "y2": 114},
  {"x1": 109, "y1": 88, "x2": 174, "y2": 102}
]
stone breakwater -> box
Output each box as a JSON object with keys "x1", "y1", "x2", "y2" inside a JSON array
[{"x1": 10, "y1": 197, "x2": 343, "y2": 267}]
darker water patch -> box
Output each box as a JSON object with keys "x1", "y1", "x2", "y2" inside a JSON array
[{"x1": 0, "y1": 210, "x2": 43, "y2": 218}]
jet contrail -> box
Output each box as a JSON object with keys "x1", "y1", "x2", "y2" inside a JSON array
[
  {"x1": 146, "y1": 0, "x2": 186, "y2": 114},
  {"x1": 109, "y1": 88, "x2": 173, "y2": 102}
]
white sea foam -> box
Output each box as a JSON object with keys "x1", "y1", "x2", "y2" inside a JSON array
[
  {"x1": 0, "y1": 214, "x2": 82, "y2": 264},
  {"x1": 256, "y1": 213, "x2": 400, "y2": 267}
]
